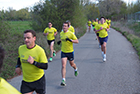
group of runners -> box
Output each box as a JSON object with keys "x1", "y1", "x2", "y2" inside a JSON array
[
  {"x1": 0, "y1": 20, "x2": 78, "y2": 94},
  {"x1": 0, "y1": 17, "x2": 111, "y2": 94},
  {"x1": 87, "y1": 17, "x2": 111, "y2": 62}
]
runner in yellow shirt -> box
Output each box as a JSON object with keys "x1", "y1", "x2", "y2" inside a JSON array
[
  {"x1": 43, "y1": 22, "x2": 58, "y2": 62},
  {"x1": 95, "y1": 17, "x2": 109, "y2": 62},
  {"x1": 94, "y1": 20, "x2": 101, "y2": 48},
  {"x1": 0, "y1": 46, "x2": 21, "y2": 94},
  {"x1": 87, "y1": 19, "x2": 92, "y2": 32},
  {"x1": 92, "y1": 20, "x2": 95, "y2": 30},
  {"x1": 107, "y1": 18, "x2": 111, "y2": 27},
  {"x1": 15, "y1": 30, "x2": 48, "y2": 94},
  {"x1": 57, "y1": 22, "x2": 79, "y2": 86},
  {"x1": 66, "y1": 20, "x2": 75, "y2": 34},
  {"x1": 95, "y1": 18, "x2": 99, "y2": 25}
]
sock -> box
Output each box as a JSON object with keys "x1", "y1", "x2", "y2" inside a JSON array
[
  {"x1": 62, "y1": 78, "x2": 65, "y2": 81},
  {"x1": 102, "y1": 51, "x2": 104, "y2": 55},
  {"x1": 104, "y1": 54, "x2": 106, "y2": 58},
  {"x1": 75, "y1": 68, "x2": 78, "y2": 71}
]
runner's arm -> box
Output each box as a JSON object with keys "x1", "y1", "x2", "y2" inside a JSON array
[
  {"x1": 15, "y1": 58, "x2": 21, "y2": 68},
  {"x1": 43, "y1": 32, "x2": 48, "y2": 36},
  {"x1": 96, "y1": 27, "x2": 103, "y2": 33},
  {"x1": 71, "y1": 39, "x2": 79, "y2": 43},
  {"x1": 66, "y1": 37, "x2": 79, "y2": 43},
  {"x1": 54, "y1": 31, "x2": 58, "y2": 36},
  {"x1": 33, "y1": 61, "x2": 48, "y2": 70},
  {"x1": 106, "y1": 28, "x2": 109, "y2": 31},
  {"x1": 15, "y1": 58, "x2": 22, "y2": 75}
]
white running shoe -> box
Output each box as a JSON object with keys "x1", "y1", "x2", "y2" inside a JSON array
[
  {"x1": 103, "y1": 57, "x2": 106, "y2": 62},
  {"x1": 103, "y1": 54, "x2": 106, "y2": 62}
]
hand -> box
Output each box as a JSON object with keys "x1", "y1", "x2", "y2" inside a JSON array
[
  {"x1": 66, "y1": 38, "x2": 72, "y2": 42},
  {"x1": 100, "y1": 27, "x2": 103, "y2": 30},
  {"x1": 43, "y1": 33, "x2": 48, "y2": 36},
  {"x1": 57, "y1": 41, "x2": 61, "y2": 45},
  {"x1": 15, "y1": 68, "x2": 22, "y2": 75},
  {"x1": 54, "y1": 33, "x2": 57, "y2": 36},
  {"x1": 27, "y1": 56, "x2": 34, "y2": 64}
]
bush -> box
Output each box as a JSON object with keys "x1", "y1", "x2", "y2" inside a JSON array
[{"x1": 0, "y1": 20, "x2": 10, "y2": 41}]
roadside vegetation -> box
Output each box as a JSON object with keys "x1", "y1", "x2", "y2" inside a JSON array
[{"x1": 112, "y1": 21, "x2": 140, "y2": 59}]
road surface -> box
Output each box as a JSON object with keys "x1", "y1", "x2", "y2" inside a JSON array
[{"x1": 9, "y1": 28, "x2": 140, "y2": 94}]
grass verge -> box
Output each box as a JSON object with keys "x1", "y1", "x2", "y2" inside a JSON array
[{"x1": 111, "y1": 26, "x2": 140, "y2": 59}]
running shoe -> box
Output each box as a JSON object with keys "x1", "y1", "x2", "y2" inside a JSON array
[
  {"x1": 49, "y1": 57, "x2": 53, "y2": 62},
  {"x1": 60, "y1": 80, "x2": 66, "y2": 86},
  {"x1": 103, "y1": 55, "x2": 106, "y2": 62},
  {"x1": 74, "y1": 68, "x2": 78, "y2": 77},
  {"x1": 53, "y1": 50, "x2": 56, "y2": 56},
  {"x1": 103, "y1": 57, "x2": 106, "y2": 62}
]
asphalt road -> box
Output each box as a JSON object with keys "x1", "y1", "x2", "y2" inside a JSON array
[{"x1": 9, "y1": 28, "x2": 140, "y2": 94}]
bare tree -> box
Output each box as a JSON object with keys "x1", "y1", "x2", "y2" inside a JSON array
[{"x1": 97, "y1": 0, "x2": 125, "y2": 17}]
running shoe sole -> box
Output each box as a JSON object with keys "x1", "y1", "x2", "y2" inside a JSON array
[{"x1": 60, "y1": 81, "x2": 66, "y2": 86}]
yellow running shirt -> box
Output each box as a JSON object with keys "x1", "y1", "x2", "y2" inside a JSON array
[
  {"x1": 87, "y1": 21, "x2": 92, "y2": 26},
  {"x1": 18, "y1": 44, "x2": 48, "y2": 82},
  {"x1": 44, "y1": 27, "x2": 57, "y2": 40},
  {"x1": 108, "y1": 20, "x2": 111, "y2": 26},
  {"x1": 98, "y1": 23, "x2": 109, "y2": 38},
  {"x1": 94, "y1": 24, "x2": 100, "y2": 34},
  {"x1": 60, "y1": 30, "x2": 77, "y2": 53},
  {"x1": 0, "y1": 77, "x2": 21, "y2": 94},
  {"x1": 68, "y1": 25, "x2": 75, "y2": 34},
  {"x1": 94, "y1": 22, "x2": 98, "y2": 26}
]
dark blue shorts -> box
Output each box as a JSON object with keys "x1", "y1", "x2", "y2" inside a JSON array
[
  {"x1": 99, "y1": 36, "x2": 108, "y2": 45},
  {"x1": 61, "y1": 51, "x2": 74, "y2": 61}
]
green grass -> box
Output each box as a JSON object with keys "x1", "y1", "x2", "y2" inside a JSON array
[
  {"x1": 128, "y1": 22, "x2": 140, "y2": 36},
  {"x1": 8, "y1": 21, "x2": 32, "y2": 34}
]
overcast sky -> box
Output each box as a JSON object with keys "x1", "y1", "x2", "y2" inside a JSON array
[
  {"x1": 0, "y1": 0, "x2": 138, "y2": 11},
  {"x1": 0, "y1": 0, "x2": 40, "y2": 10}
]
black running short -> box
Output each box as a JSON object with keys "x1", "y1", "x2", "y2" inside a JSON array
[
  {"x1": 61, "y1": 51, "x2": 74, "y2": 61},
  {"x1": 96, "y1": 33, "x2": 99, "y2": 36},
  {"x1": 21, "y1": 75, "x2": 46, "y2": 94},
  {"x1": 47, "y1": 39, "x2": 55, "y2": 45}
]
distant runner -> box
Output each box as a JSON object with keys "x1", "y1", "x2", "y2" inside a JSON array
[
  {"x1": 94, "y1": 20, "x2": 101, "y2": 48},
  {"x1": 43, "y1": 22, "x2": 58, "y2": 62},
  {"x1": 66, "y1": 20, "x2": 75, "y2": 34},
  {"x1": 95, "y1": 17, "x2": 109, "y2": 62},
  {"x1": 87, "y1": 19, "x2": 92, "y2": 32}
]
